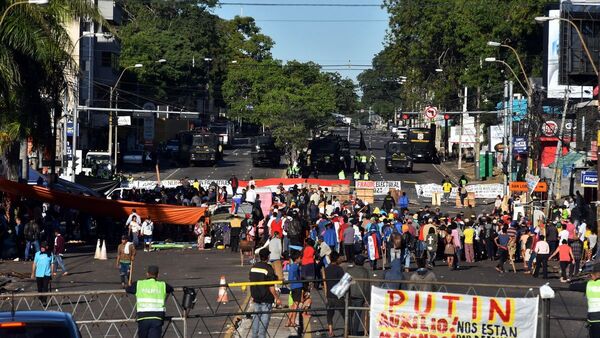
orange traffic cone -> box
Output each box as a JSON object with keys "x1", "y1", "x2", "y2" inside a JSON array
[{"x1": 217, "y1": 275, "x2": 228, "y2": 304}]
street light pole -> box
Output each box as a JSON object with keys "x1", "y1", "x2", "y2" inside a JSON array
[
  {"x1": 108, "y1": 63, "x2": 143, "y2": 167},
  {"x1": 0, "y1": 0, "x2": 48, "y2": 27}
]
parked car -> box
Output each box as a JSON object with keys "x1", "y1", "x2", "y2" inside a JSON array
[
  {"x1": 0, "y1": 311, "x2": 81, "y2": 337},
  {"x1": 207, "y1": 204, "x2": 253, "y2": 248},
  {"x1": 122, "y1": 150, "x2": 144, "y2": 165}
]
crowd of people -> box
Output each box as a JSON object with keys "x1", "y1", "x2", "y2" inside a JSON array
[{"x1": 239, "y1": 183, "x2": 595, "y2": 337}]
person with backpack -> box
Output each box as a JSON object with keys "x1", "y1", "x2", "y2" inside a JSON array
[
  {"x1": 425, "y1": 227, "x2": 438, "y2": 267},
  {"x1": 401, "y1": 229, "x2": 415, "y2": 272},
  {"x1": 24, "y1": 218, "x2": 41, "y2": 261},
  {"x1": 482, "y1": 220, "x2": 496, "y2": 260}
]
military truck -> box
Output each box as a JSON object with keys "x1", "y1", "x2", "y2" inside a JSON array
[
  {"x1": 251, "y1": 135, "x2": 281, "y2": 167},
  {"x1": 384, "y1": 140, "x2": 413, "y2": 173},
  {"x1": 308, "y1": 134, "x2": 344, "y2": 173},
  {"x1": 408, "y1": 127, "x2": 439, "y2": 163},
  {"x1": 178, "y1": 130, "x2": 223, "y2": 166}
]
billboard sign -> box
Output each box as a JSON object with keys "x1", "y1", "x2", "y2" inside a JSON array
[
  {"x1": 582, "y1": 170, "x2": 598, "y2": 187},
  {"x1": 546, "y1": 9, "x2": 593, "y2": 98}
]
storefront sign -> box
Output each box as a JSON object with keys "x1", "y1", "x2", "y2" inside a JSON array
[
  {"x1": 509, "y1": 181, "x2": 529, "y2": 192},
  {"x1": 370, "y1": 287, "x2": 538, "y2": 338},
  {"x1": 582, "y1": 171, "x2": 598, "y2": 188},
  {"x1": 513, "y1": 136, "x2": 528, "y2": 154}
]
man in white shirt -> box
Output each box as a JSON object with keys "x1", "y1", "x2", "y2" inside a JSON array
[
  {"x1": 126, "y1": 209, "x2": 140, "y2": 227},
  {"x1": 141, "y1": 218, "x2": 154, "y2": 252},
  {"x1": 246, "y1": 185, "x2": 257, "y2": 204},
  {"x1": 558, "y1": 225, "x2": 570, "y2": 244}
]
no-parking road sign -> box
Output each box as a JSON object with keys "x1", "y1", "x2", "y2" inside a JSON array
[{"x1": 424, "y1": 106, "x2": 438, "y2": 119}]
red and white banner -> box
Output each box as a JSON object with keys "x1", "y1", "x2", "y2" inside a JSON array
[{"x1": 370, "y1": 287, "x2": 538, "y2": 338}]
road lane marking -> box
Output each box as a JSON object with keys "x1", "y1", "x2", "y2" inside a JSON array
[{"x1": 163, "y1": 168, "x2": 180, "y2": 180}]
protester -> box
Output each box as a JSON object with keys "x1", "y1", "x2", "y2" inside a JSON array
[
  {"x1": 141, "y1": 217, "x2": 154, "y2": 252},
  {"x1": 323, "y1": 251, "x2": 345, "y2": 337},
  {"x1": 250, "y1": 248, "x2": 281, "y2": 338},
  {"x1": 346, "y1": 254, "x2": 369, "y2": 336},
  {"x1": 549, "y1": 239, "x2": 575, "y2": 282},
  {"x1": 194, "y1": 217, "x2": 206, "y2": 251},
  {"x1": 31, "y1": 241, "x2": 53, "y2": 305},
  {"x1": 116, "y1": 235, "x2": 136, "y2": 288},
  {"x1": 52, "y1": 229, "x2": 68, "y2": 276},
  {"x1": 407, "y1": 257, "x2": 438, "y2": 292}
]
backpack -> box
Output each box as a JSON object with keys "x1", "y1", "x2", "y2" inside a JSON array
[
  {"x1": 483, "y1": 224, "x2": 493, "y2": 239},
  {"x1": 402, "y1": 232, "x2": 415, "y2": 251},
  {"x1": 287, "y1": 219, "x2": 301, "y2": 237},
  {"x1": 24, "y1": 221, "x2": 39, "y2": 241}
]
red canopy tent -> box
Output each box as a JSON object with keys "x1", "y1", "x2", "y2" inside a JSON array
[{"x1": 0, "y1": 179, "x2": 204, "y2": 225}]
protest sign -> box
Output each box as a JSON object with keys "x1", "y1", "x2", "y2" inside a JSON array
[
  {"x1": 370, "y1": 287, "x2": 538, "y2": 338},
  {"x1": 373, "y1": 181, "x2": 402, "y2": 195},
  {"x1": 415, "y1": 183, "x2": 502, "y2": 199}
]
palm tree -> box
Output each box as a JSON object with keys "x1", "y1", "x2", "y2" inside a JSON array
[{"x1": 0, "y1": 0, "x2": 108, "y2": 180}]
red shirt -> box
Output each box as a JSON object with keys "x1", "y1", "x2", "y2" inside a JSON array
[
  {"x1": 301, "y1": 246, "x2": 315, "y2": 265},
  {"x1": 270, "y1": 218, "x2": 283, "y2": 237}
]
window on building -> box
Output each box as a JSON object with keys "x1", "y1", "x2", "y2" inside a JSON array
[{"x1": 101, "y1": 52, "x2": 112, "y2": 67}]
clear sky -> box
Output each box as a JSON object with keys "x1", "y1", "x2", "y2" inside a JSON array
[{"x1": 212, "y1": 0, "x2": 389, "y2": 83}]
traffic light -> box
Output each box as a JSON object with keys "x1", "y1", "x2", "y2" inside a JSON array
[
  {"x1": 444, "y1": 114, "x2": 450, "y2": 120},
  {"x1": 402, "y1": 114, "x2": 409, "y2": 120}
]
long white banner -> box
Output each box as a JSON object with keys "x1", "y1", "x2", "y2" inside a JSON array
[
  {"x1": 415, "y1": 183, "x2": 503, "y2": 199},
  {"x1": 370, "y1": 287, "x2": 538, "y2": 338}
]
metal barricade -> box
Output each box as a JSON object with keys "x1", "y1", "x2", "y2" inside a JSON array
[{"x1": 0, "y1": 279, "x2": 589, "y2": 337}]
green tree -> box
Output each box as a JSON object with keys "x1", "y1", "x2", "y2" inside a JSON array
[
  {"x1": 0, "y1": 0, "x2": 105, "y2": 179},
  {"x1": 223, "y1": 59, "x2": 338, "y2": 158},
  {"x1": 362, "y1": 0, "x2": 548, "y2": 113}
]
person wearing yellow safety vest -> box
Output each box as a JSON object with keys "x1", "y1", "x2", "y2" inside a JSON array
[
  {"x1": 126, "y1": 265, "x2": 174, "y2": 338},
  {"x1": 363, "y1": 171, "x2": 370, "y2": 180},
  {"x1": 338, "y1": 169, "x2": 346, "y2": 180},
  {"x1": 353, "y1": 170, "x2": 361, "y2": 181},
  {"x1": 359, "y1": 154, "x2": 368, "y2": 173},
  {"x1": 569, "y1": 262, "x2": 600, "y2": 337}
]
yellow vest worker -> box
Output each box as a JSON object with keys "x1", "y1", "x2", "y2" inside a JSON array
[
  {"x1": 569, "y1": 263, "x2": 600, "y2": 337},
  {"x1": 360, "y1": 155, "x2": 368, "y2": 163},
  {"x1": 126, "y1": 265, "x2": 174, "y2": 336},
  {"x1": 353, "y1": 171, "x2": 361, "y2": 180},
  {"x1": 363, "y1": 172, "x2": 370, "y2": 180},
  {"x1": 338, "y1": 170, "x2": 346, "y2": 180}
]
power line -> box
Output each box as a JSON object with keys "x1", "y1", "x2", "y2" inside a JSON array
[
  {"x1": 254, "y1": 19, "x2": 387, "y2": 22},
  {"x1": 219, "y1": 2, "x2": 381, "y2": 7}
]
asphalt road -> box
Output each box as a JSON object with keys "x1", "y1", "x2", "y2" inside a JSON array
[
  {"x1": 119, "y1": 128, "x2": 482, "y2": 213},
  {"x1": 0, "y1": 245, "x2": 588, "y2": 337}
]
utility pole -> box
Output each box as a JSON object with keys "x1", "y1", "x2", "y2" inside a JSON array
[
  {"x1": 474, "y1": 112, "x2": 480, "y2": 179},
  {"x1": 108, "y1": 87, "x2": 114, "y2": 160},
  {"x1": 503, "y1": 81, "x2": 509, "y2": 196},
  {"x1": 548, "y1": 89, "x2": 570, "y2": 215},
  {"x1": 508, "y1": 81, "x2": 514, "y2": 181},
  {"x1": 458, "y1": 86, "x2": 467, "y2": 170}
]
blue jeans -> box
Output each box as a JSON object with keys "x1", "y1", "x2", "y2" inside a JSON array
[
  {"x1": 251, "y1": 302, "x2": 272, "y2": 338},
  {"x1": 119, "y1": 262, "x2": 131, "y2": 284},
  {"x1": 25, "y1": 240, "x2": 40, "y2": 260},
  {"x1": 131, "y1": 233, "x2": 139, "y2": 248},
  {"x1": 53, "y1": 254, "x2": 67, "y2": 273}
]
